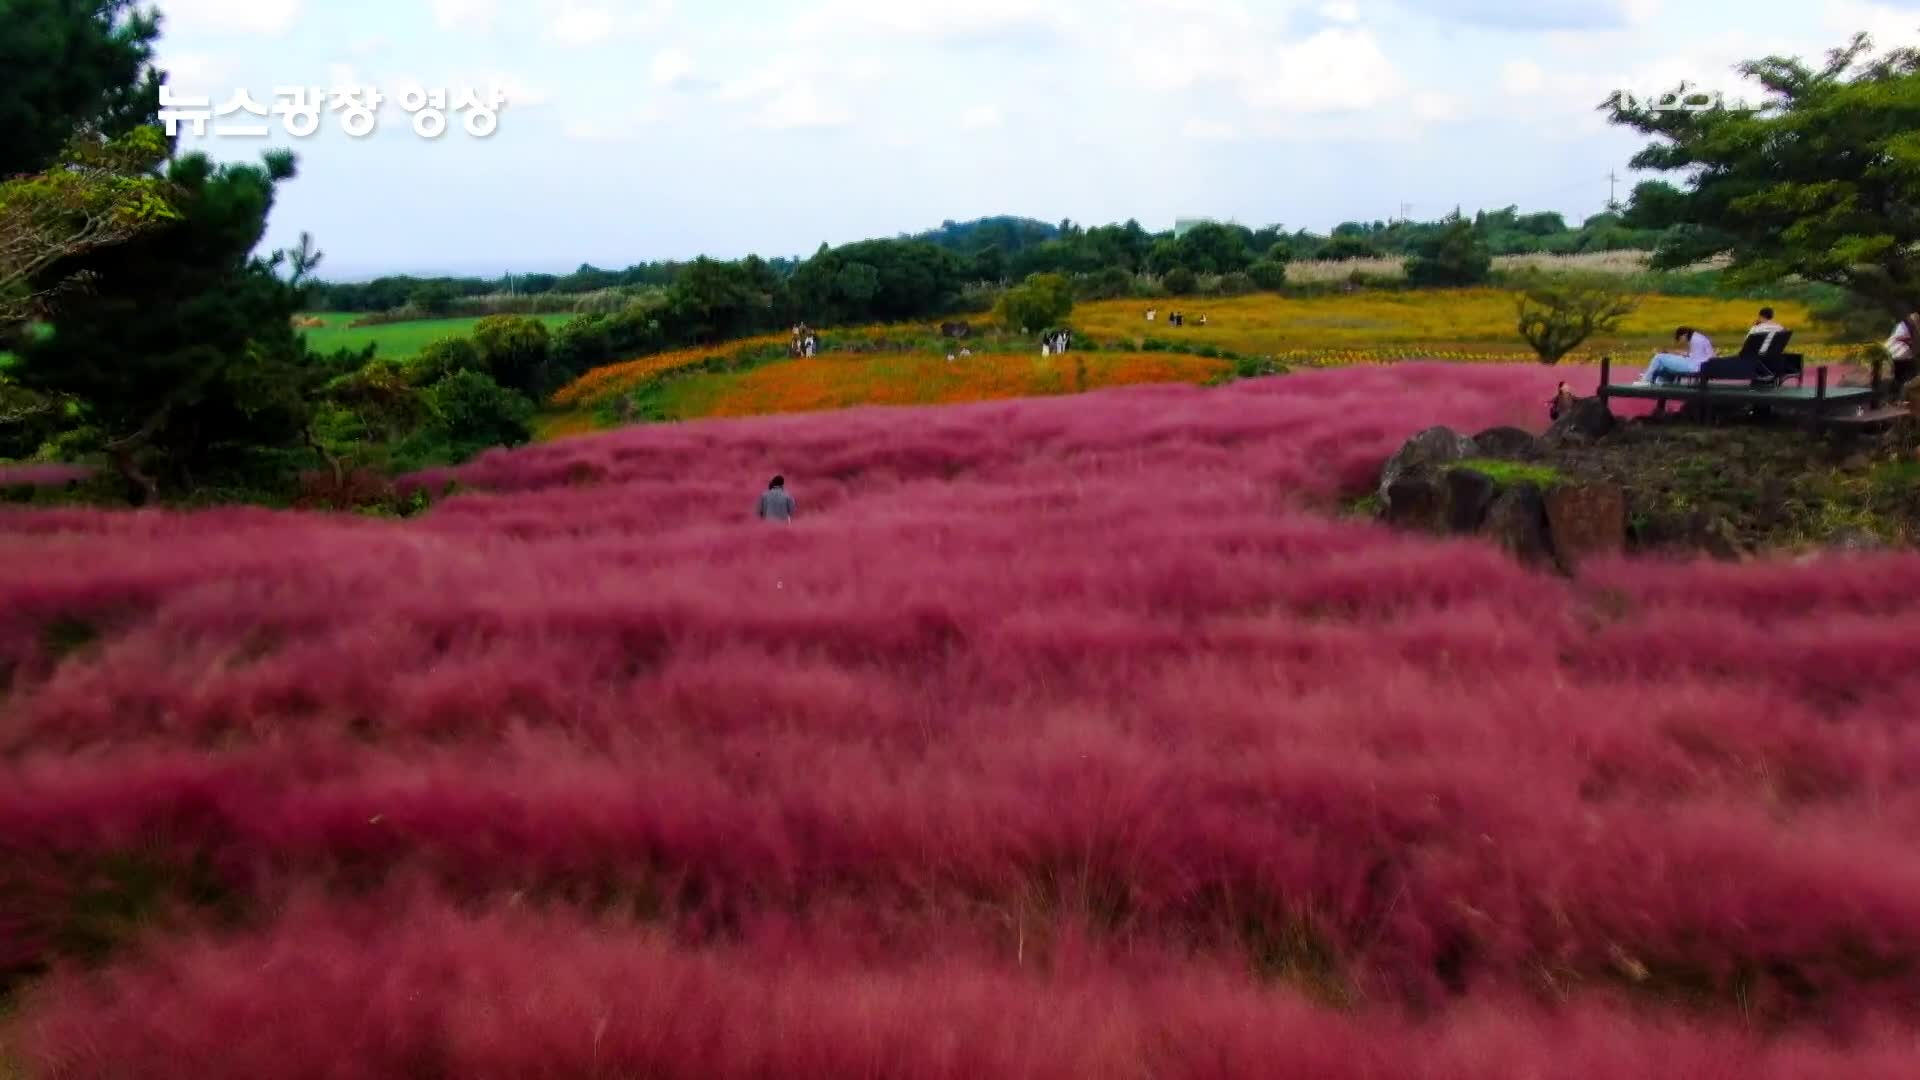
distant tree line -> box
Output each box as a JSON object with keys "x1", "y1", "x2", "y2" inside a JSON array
[{"x1": 306, "y1": 202, "x2": 1677, "y2": 319}]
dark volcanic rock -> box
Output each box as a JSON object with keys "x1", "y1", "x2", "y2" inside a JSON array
[
  {"x1": 1543, "y1": 397, "x2": 1615, "y2": 448},
  {"x1": 1379, "y1": 426, "x2": 1478, "y2": 507},
  {"x1": 1384, "y1": 475, "x2": 1449, "y2": 533},
  {"x1": 1471, "y1": 426, "x2": 1543, "y2": 461},
  {"x1": 1545, "y1": 483, "x2": 1626, "y2": 574},
  {"x1": 1482, "y1": 484, "x2": 1552, "y2": 567},
  {"x1": 1447, "y1": 468, "x2": 1498, "y2": 532}
]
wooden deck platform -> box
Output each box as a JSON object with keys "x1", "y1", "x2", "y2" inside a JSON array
[
  {"x1": 1594, "y1": 355, "x2": 1893, "y2": 419},
  {"x1": 1604, "y1": 383, "x2": 1874, "y2": 407}
]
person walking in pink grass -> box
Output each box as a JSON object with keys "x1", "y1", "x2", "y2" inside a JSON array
[{"x1": 756, "y1": 475, "x2": 795, "y2": 523}]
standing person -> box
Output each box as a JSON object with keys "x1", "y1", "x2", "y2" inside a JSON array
[
  {"x1": 1549, "y1": 381, "x2": 1575, "y2": 422},
  {"x1": 757, "y1": 476, "x2": 795, "y2": 522},
  {"x1": 1885, "y1": 312, "x2": 1919, "y2": 398},
  {"x1": 1635, "y1": 326, "x2": 1714, "y2": 385}
]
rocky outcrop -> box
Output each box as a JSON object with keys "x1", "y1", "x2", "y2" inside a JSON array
[
  {"x1": 1370, "y1": 417, "x2": 1627, "y2": 575},
  {"x1": 1544, "y1": 483, "x2": 1627, "y2": 573},
  {"x1": 1373, "y1": 400, "x2": 1916, "y2": 564},
  {"x1": 1483, "y1": 485, "x2": 1553, "y2": 567},
  {"x1": 1383, "y1": 474, "x2": 1449, "y2": 533},
  {"x1": 1471, "y1": 426, "x2": 1543, "y2": 461},
  {"x1": 1378, "y1": 426, "x2": 1478, "y2": 510},
  {"x1": 1446, "y1": 468, "x2": 1498, "y2": 532},
  {"x1": 1543, "y1": 397, "x2": 1614, "y2": 448}
]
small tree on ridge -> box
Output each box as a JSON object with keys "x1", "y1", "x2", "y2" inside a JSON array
[{"x1": 1514, "y1": 272, "x2": 1640, "y2": 364}]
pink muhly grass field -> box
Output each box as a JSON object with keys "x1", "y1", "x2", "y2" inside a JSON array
[
  {"x1": 0, "y1": 463, "x2": 93, "y2": 489},
  {"x1": 4, "y1": 363, "x2": 1920, "y2": 1077}
]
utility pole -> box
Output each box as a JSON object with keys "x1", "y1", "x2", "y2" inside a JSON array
[
  {"x1": 1606, "y1": 171, "x2": 1621, "y2": 212},
  {"x1": 1397, "y1": 202, "x2": 1412, "y2": 223}
]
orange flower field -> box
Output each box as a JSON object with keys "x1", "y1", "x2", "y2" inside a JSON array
[
  {"x1": 547, "y1": 334, "x2": 791, "y2": 408},
  {"x1": 660, "y1": 351, "x2": 1233, "y2": 419}
]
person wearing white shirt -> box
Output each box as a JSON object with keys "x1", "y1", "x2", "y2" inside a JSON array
[
  {"x1": 1748, "y1": 307, "x2": 1786, "y2": 351},
  {"x1": 1886, "y1": 312, "x2": 1918, "y2": 398},
  {"x1": 1636, "y1": 326, "x2": 1715, "y2": 385}
]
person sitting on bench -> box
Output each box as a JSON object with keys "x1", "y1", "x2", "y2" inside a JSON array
[
  {"x1": 1635, "y1": 326, "x2": 1714, "y2": 385},
  {"x1": 1748, "y1": 307, "x2": 1786, "y2": 352}
]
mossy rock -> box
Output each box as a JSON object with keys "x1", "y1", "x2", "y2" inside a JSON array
[{"x1": 1450, "y1": 458, "x2": 1566, "y2": 491}]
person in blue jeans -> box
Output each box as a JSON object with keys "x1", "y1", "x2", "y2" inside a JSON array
[{"x1": 1635, "y1": 326, "x2": 1714, "y2": 385}]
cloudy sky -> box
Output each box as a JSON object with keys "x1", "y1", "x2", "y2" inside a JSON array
[{"x1": 152, "y1": 0, "x2": 1920, "y2": 279}]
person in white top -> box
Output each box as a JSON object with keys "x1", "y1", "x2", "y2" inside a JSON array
[
  {"x1": 1884, "y1": 315, "x2": 1915, "y2": 362},
  {"x1": 1886, "y1": 312, "x2": 1918, "y2": 398},
  {"x1": 1748, "y1": 307, "x2": 1786, "y2": 351},
  {"x1": 1636, "y1": 326, "x2": 1715, "y2": 385}
]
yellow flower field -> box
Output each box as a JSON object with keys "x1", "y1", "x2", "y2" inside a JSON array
[
  {"x1": 1071, "y1": 289, "x2": 1832, "y2": 358},
  {"x1": 657, "y1": 351, "x2": 1231, "y2": 420},
  {"x1": 538, "y1": 287, "x2": 1861, "y2": 439}
]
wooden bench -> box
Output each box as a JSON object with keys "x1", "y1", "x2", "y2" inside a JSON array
[
  {"x1": 1671, "y1": 330, "x2": 1803, "y2": 389},
  {"x1": 1596, "y1": 353, "x2": 1882, "y2": 422}
]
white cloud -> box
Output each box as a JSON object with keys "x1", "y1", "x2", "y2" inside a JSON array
[
  {"x1": 1319, "y1": 0, "x2": 1361, "y2": 21},
  {"x1": 1117, "y1": 5, "x2": 1402, "y2": 115},
  {"x1": 1243, "y1": 29, "x2": 1403, "y2": 112},
  {"x1": 1824, "y1": 1, "x2": 1920, "y2": 51},
  {"x1": 1500, "y1": 59, "x2": 1545, "y2": 95},
  {"x1": 562, "y1": 105, "x2": 663, "y2": 141},
  {"x1": 792, "y1": 0, "x2": 1067, "y2": 43},
  {"x1": 349, "y1": 36, "x2": 392, "y2": 57},
  {"x1": 1182, "y1": 117, "x2": 1240, "y2": 140},
  {"x1": 326, "y1": 63, "x2": 366, "y2": 92},
  {"x1": 160, "y1": 0, "x2": 302, "y2": 35},
  {"x1": 549, "y1": 3, "x2": 614, "y2": 46},
  {"x1": 1411, "y1": 92, "x2": 1464, "y2": 121},
  {"x1": 477, "y1": 72, "x2": 552, "y2": 108},
  {"x1": 427, "y1": 0, "x2": 497, "y2": 33},
  {"x1": 713, "y1": 51, "x2": 878, "y2": 129},
  {"x1": 652, "y1": 49, "x2": 695, "y2": 88},
  {"x1": 960, "y1": 105, "x2": 1003, "y2": 129},
  {"x1": 158, "y1": 52, "x2": 232, "y2": 93},
  {"x1": 540, "y1": 0, "x2": 674, "y2": 46},
  {"x1": 756, "y1": 83, "x2": 852, "y2": 129}
]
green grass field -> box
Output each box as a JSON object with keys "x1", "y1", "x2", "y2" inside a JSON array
[{"x1": 299, "y1": 312, "x2": 577, "y2": 359}]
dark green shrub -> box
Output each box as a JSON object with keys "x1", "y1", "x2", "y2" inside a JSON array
[{"x1": 1248, "y1": 260, "x2": 1289, "y2": 290}]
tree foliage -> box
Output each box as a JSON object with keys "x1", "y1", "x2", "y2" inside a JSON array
[
  {"x1": 1405, "y1": 214, "x2": 1493, "y2": 287},
  {"x1": 10, "y1": 149, "x2": 323, "y2": 501},
  {"x1": 1513, "y1": 271, "x2": 1641, "y2": 364},
  {"x1": 471, "y1": 314, "x2": 553, "y2": 397},
  {"x1": 995, "y1": 273, "x2": 1074, "y2": 333},
  {"x1": 0, "y1": 0, "x2": 164, "y2": 178},
  {"x1": 0, "y1": 125, "x2": 179, "y2": 332},
  {"x1": 1604, "y1": 32, "x2": 1920, "y2": 325}
]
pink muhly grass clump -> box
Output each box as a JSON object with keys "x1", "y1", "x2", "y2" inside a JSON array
[
  {"x1": 15, "y1": 893, "x2": 1920, "y2": 1080},
  {"x1": 0, "y1": 463, "x2": 93, "y2": 488}
]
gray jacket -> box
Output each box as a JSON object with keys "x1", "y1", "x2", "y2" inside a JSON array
[{"x1": 757, "y1": 487, "x2": 795, "y2": 521}]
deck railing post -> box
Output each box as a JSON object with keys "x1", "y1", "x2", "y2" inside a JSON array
[
  {"x1": 1873, "y1": 354, "x2": 1885, "y2": 408},
  {"x1": 1598, "y1": 355, "x2": 1610, "y2": 402},
  {"x1": 1817, "y1": 366, "x2": 1828, "y2": 403}
]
